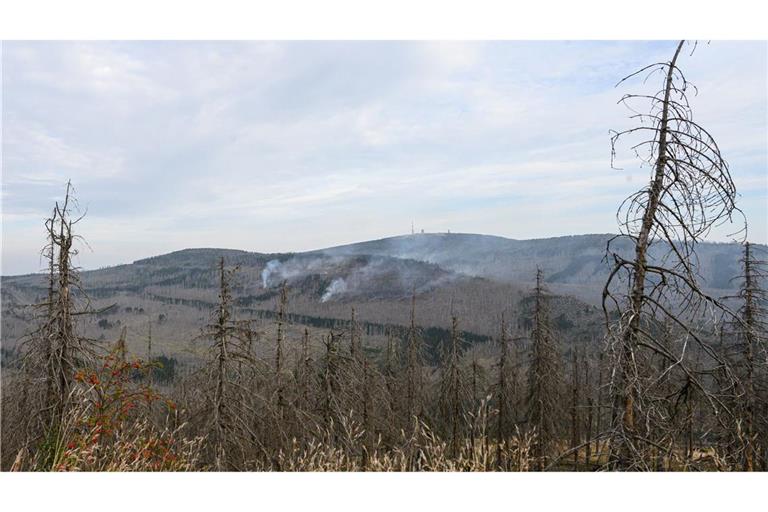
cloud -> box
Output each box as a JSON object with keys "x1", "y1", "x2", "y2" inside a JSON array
[{"x1": 2, "y1": 41, "x2": 765, "y2": 275}]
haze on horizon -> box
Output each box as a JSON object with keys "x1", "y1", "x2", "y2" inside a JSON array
[{"x1": 2, "y1": 40, "x2": 766, "y2": 276}]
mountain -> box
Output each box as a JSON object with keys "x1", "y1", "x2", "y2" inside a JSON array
[
  {"x1": 1, "y1": 233, "x2": 754, "y2": 363},
  {"x1": 319, "y1": 232, "x2": 749, "y2": 299}
]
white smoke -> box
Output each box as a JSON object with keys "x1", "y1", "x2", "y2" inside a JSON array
[
  {"x1": 261, "y1": 259, "x2": 282, "y2": 288},
  {"x1": 321, "y1": 277, "x2": 348, "y2": 302},
  {"x1": 261, "y1": 256, "x2": 346, "y2": 289},
  {"x1": 261, "y1": 252, "x2": 457, "y2": 300}
]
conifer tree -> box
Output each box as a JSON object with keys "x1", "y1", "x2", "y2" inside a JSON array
[
  {"x1": 526, "y1": 268, "x2": 563, "y2": 470},
  {"x1": 404, "y1": 291, "x2": 424, "y2": 423},
  {"x1": 604, "y1": 40, "x2": 743, "y2": 469},
  {"x1": 439, "y1": 315, "x2": 466, "y2": 457}
]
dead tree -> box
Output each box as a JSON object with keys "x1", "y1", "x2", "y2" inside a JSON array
[
  {"x1": 604, "y1": 40, "x2": 744, "y2": 469},
  {"x1": 470, "y1": 350, "x2": 484, "y2": 410},
  {"x1": 346, "y1": 306, "x2": 369, "y2": 439},
  {"x1": 360, "y1": 357, "x2": 374, "y2": 469},
  {"x1": 274, "y1": 281, "x2": 288, "y2": 420},
  {"x1": 202, "y1": 257, "x2": 255, "y2": 470},
  {"x1": 349, "y1": 307, "x2": 362, "y2": 362},
  {"x1": 439, "y1": 315, "x2": 466, "y2": 457},
  {"x1": 146, "y1": 320, "x2": 153, "y2": 385},
  {"x1": 594, "y1": 351, "x2": 609, "y2": 462},
  {"x1": 45, "y1": 184, "x2": 93, "y2": 432},
  {"x1": 404, "y1": 290, "x2": 424, "y2": 423},
  {"x1": 320, "y1": 330, "x2": 344, "y2": 440},
  {"x1": 583, "y1": 348, "x2": 595, "y2": 469},
  {"x1": 116, "y1": 326, "x2": 127, "y2": 363},
  {"x1": 570, "y1": 346, "x2": 581, "y2": 470},
  {"x1": 526, "y1": 268, "x2": 563, "y2": 470},
  {"x1": 494, "y1": 314, "x2": 516, "y2": 469},
  {"x1": 384, "y1": 328, "x2": 400, "y2": 426},
  {"x1": 296, "y1": 327, "x2": 313, "y2": 411},
  {"x1": 467, "y1": 345, "x2": 488, "y2": 456},
  {"x1": 15, "y1": 182, "x2": 97, "y2": 459},
  {"x1": 727, "y1": 242, "x2": 768, "y2": 470}
]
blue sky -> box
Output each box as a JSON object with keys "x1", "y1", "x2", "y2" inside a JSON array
[{"x1": 2, "y1": 41, "x2": 766, "y2": 275}]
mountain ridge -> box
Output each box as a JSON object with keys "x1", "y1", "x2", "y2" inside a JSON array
[
  {"x1": 3, "y1": 233, "x2": 755, "y2": 303},
  {"x1": 2, "y1": 232, "x2": 756, "y2": 360}
]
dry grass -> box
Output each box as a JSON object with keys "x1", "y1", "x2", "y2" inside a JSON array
[{"x1": 268, "y1": 424, "x2": 536, "y2": 472}]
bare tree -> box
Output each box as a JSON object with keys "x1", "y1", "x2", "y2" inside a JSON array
[
  {"x1": 349, "y1": 307, "x2": 362, "y2": 362},
  {"x1": 570, "y1": 346, "x2": 581, "y2": 470},
  {"x1": 526, "y1": 268, "x2": 563, "y2": 470},
  {"x1": 11, "y1": 183, "x2": 101, "y2": 465},
  {"x1": 116, "y1": 326, "x2": 127, "y2": 363},
  {"x1": 42, "y1": 184, "x2": 94, "y2": 433},
  {"x1": 494, "y1": 314, "x2": 517, "y2": 469},
  {"x1": 383, "y1": 328, "x2": 400, "y2": 426},
  {"x1": 583, "y1": 347, "x2": 595, "y2": 470},
  {"x1": 296, "y1": 327, "x2": 313, "y2": 411},
  {"x1": 404, "y1": 290, "x2": 424, "y2": 423},
  {"x1": 201, "y1": 257, "x2": 255, "y2": 470},
  {"x1": 724, "y1": 242, "x2": 768, "y2": 470},
  {"x1": 604, "y1": 40, "x2": 744, "y2": 469},
  {"x1": 439, "y1": 314, "x2": 466, "y2": 457},
  {"x1": 320, "y1": 330, "x2": 346, "y2": 438},
  {"x1": 274, "y1": 281, "x2": 288, "y2": 421},
  {"x1": 146, "y1": 320, "x2": 154, "y2": 385}
]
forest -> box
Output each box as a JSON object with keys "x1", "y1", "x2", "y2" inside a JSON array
[{"x1": 1, "y1": 40, "x2": 766, "y2": 472}]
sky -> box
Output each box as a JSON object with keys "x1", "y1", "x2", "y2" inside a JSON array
[{"x1": 1, "y1": 40, "x2": 766, "y2": 275}]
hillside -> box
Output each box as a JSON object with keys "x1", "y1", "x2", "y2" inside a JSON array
[
  {"x1": 1, "y1": 233, "x2": 754, "y2": 363},
  {"x1": 319, "y1": 232, "x2": 747, "y2": 293}
]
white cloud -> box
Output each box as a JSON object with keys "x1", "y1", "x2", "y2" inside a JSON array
[{"x1": 2, "y1": 41, "x2": 765, "y2": 275}]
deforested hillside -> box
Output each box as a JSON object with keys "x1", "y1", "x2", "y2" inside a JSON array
[
  {"x1": 320, "y1": 232, "x2": 748, "y2": 296},
  {"x1": 1, "y1": 241, "x2": 605, "y2": 362},
  {"x1": 2, "y1": 232, "x2": 752, "y2": 362}
]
